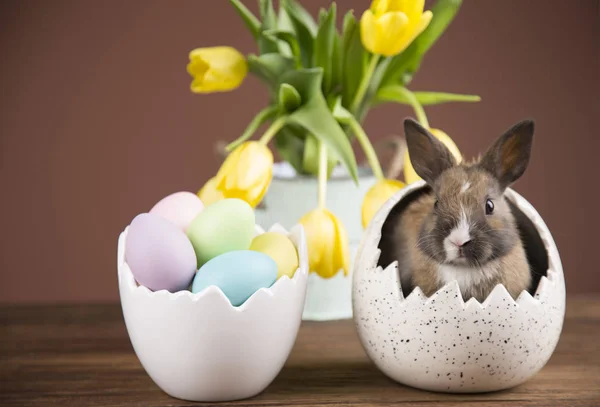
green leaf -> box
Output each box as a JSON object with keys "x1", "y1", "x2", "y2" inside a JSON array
[
  {"x1": 275, "y1": 5, "x2": 295, "y2": 57},
  {"x1": 302, "y1": 134, "x2": 337, "y2": 176},
  {"x1": 259, "y1": 0, "x2": 277, "y2": 30},
  {"x1": 317, "y1": 8, "x2": 327, "y2": 26},
  {"x1": 282, "y1": 68, "x2": 358, "y2": 183},
  {"x1": 314, "y1": 3, "x2": 336, "y2": 94},
  {"x1": 278, "y1": 67, "x2": 322, "y2": 100},
  {"x1": 278, "y1": 83, "x2": 302, "y2": 112},
  {"x1": 341, "y1": 11, "x2": 354, "y2": 40},
  {"x1": 247, "y1": 53, "x2": 295, "y2": 89},
  {"x1": 413, "y1": 91, "x2": 481, "y2": 106},
  {"x1": 376, "y1": 86, "x2": 481, "y2": 107},
  {"x1": 263, "y1": 29, "x2": 301, "y2": 65},
  {"x1": 381, "y1": 0, "x2": 463, "y2": 87},
  {"x1": 274, "y1": 126, "x2": 306, "y2": 174},
  {"x1": 302, "y1": 134, "x2": 319, "y2": 174},
  {"x1": 277, "y1": 4, "x2": 295, "y2": 32},
  {"x1": 375, "y1": 84, "x2": 413, "y2": 104},
  {"x1": 283, "y1": 0, "x2": 316, "y2": 67},
  {"x1": 330, "y1": 32, "x2": 342, "y2": 94},
  {"x1": 226, "y1": 105, "x2": 278, "y2": 152},
  {"x1": 375, "y1": 85, "x2": 418, "y2": 113},
  {"x1": 341, "y1": 11, "x2": 366, "y2": 108},
  {"x1": 258, "y1": 0, "x2": 279, "y2": 54},
  {"x1": 229, "y1": 0, "x2": 261, "y2": 39},
  {"x1": 281, "y1": 0, "x2": 317, "y2": 36},
  {"x1": 330, "y1": 96, "x2": 354, "y2": 125},
  {"x1": 375, "y1": 85, "x2": 431, "y2": 126}
]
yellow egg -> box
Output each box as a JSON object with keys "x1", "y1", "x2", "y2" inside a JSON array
[
  {"x1": 404, "y1": 128, "x2": 462, "y2": 184},
  {"x1": 249, "y1": 232, "x2": 299, "y2": 279}
]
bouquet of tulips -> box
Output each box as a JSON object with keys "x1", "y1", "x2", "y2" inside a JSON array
[{"x1": 189, "y1": 0, "x2": 479, "y2": 278}]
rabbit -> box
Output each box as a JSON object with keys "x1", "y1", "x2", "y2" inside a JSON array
[{"x1": 387, "y1": 118, "x2": 535, "y2": 302}]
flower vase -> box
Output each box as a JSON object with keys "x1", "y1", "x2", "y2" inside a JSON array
[{"x1": 255, "y1": 162, "x2": 377, "y2": 321}]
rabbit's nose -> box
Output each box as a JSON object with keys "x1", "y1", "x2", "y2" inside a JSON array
[{"x1": 451, "y1": 238, "x2": 471, "y2": 248}]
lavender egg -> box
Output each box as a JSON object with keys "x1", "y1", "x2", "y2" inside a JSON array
[{"x1": 125, "y1": 213, "x2": 197, "y2": 292}]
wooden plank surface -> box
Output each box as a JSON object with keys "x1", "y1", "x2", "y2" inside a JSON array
[{"x1": 1, "y1": 297, "x2": 599, "y2": 406}]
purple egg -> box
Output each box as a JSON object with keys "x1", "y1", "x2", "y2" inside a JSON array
[{"x1": 125, "y1": 213, "x2": 197, "y2": 292}]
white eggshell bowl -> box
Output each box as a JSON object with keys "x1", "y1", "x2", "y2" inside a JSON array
[
  {"x1": 118, "y1": 223, "x2": 308, "y2": 402},
  {"x1": 352, "y1": 181, "x2": 566, "y2": 393}
]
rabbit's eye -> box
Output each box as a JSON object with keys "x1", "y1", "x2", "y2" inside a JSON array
[{"x1": 485, "y1": 199, "x2": 494, "y2": 215}]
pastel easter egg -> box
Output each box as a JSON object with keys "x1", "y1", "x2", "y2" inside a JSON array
[
  {"x1": 125, "y1": 213, "x2": 197, "y2": 292},
  {"x1": 186, "y1": 198, "x2": 255, "y2": 266},
  {"x1": 149, "y1": 191, "x2": 204, "y2": 231},
  {"x1": 249, "y1": 232, "x2": 298, "y2": 279},
  {"x1": 192, "y1": 250, "x2": 278, "y2": 306}
]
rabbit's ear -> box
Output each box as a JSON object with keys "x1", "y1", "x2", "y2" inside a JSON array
[
  {"x1": 404, "y1": 118, "x2": 456, "y2": 185},
  {"x1": 480, "y1": 120, "x2": 534, "y2": 190}
]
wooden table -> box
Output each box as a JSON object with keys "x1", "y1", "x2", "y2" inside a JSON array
[{"x1": 1, "y1": 297, "x2": 599, "y2": 406}]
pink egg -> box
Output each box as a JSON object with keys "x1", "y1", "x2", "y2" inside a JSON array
[
  {"x1": 149, "y1": 191, "x2": 204, "y2": 231},
  {"x1": 125, "y1": 213, "x2": 197, "y2": 292}
]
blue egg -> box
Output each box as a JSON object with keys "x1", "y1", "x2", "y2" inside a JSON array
[{"x1": 192, "y1": 250, "x2": 278, "y2": 306}]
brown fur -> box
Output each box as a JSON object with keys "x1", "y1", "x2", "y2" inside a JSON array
[
  {"x1": 391, "y1": 119, "x2": 535, "y2": 302},
  {"x1": 392, "y1": 185, "x2": 531, "y2": 302}
]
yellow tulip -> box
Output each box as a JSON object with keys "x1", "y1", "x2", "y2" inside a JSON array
[
  {"x1": 404, "y1": 128, "x2": 462, "y2": 184},
  {"x1": 361, "y1": 179, "x2": 405, "y2": 228},
  {"x1": 213, "y1": 141, "x2": 273, "y2": 208},
  {"x1": 299, "y1": 208, "x2": 350, "y2": 279},
  {"x1": 197, "y1": 177, "x2": 225, "y2": 206},
  {"x1": 360, "y1": 0, "x2": 433, "y2": 57},
  {"x1": 187, "y1": 46, "x2": 247, "y2": 93}
]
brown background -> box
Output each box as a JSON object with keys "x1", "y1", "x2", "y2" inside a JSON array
[{"x1": 0, "y1": 0, "x2": 598, "y2": 303}]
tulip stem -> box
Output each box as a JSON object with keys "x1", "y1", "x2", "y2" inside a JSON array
[
  {"x1": 402, "y1": 87, "x2": 430, "y2": 128},
  {"x1": 318, "y1": 141, "x2": 327, "y2": 209},
  {"x1": 226, "y1": 105, "x2": 278, "y2": 151},
  {"x1": 259, "y1": 116, "x2": 287, "y2": 145},
  {"x1": 348, "y1": 118, "x2": 384, "y2": 180},
  {"x1": 350, "y1": 54, "x2": 381, "y2": 115}
]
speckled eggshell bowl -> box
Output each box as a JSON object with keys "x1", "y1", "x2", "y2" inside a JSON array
[
  {"x1": 352, "y1": 181, "x2": 566, "y2": 393},
  {"x1": 118, "y1": 224, "x2": 308, "y2": 402}
]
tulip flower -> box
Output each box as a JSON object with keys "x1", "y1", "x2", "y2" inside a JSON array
[
  {"x1": 360, "y1": 0, "x2": 433, "y2": 57},
  {"x1": 197, "y1": 177, "x2": 225, "y2": 206},
  {"x1": 361, "y1": 179, "x2": 405, "y2": 228},
  {"x1": 351, "y1": 1, "x2": 433, "y2": 114},
  {"x1": 187, "y1": 46, "x2": 247, "y2": 93},
  {"x1": 299, "y1": 208, "x2": 350, "y2": 278},
  {"x1": 404, "y1": 128, "x2": 462, "y2": 184},
  {"x1": 213, "y1": 141, "x2": 273, "y2": 208}
]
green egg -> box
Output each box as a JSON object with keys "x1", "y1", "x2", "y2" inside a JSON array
[{"x1": 186, "y1": 198, "x2": 255, "y2": 266}]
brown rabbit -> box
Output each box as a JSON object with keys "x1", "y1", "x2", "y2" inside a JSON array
[{"x1": 388, "y1": 118, "x2": 535, "y2": 302}]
